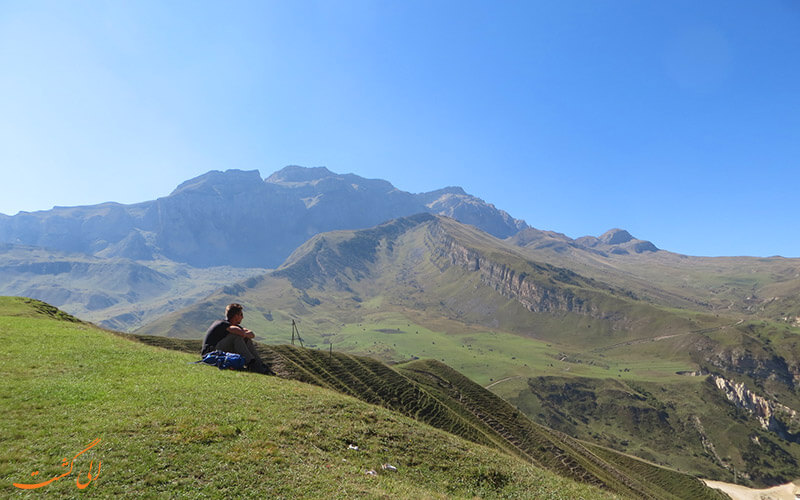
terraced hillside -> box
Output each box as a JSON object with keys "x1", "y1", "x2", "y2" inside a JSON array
[
  {"x1": 130, "y1": 332, "x2": 728, "y2": 499},
  {"x1": 398, "y1": 359, "x2": 725, "y2": 500}
]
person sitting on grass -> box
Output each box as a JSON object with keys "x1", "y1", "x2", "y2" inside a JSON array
[{"x1": 202, "y1": 303, "x2": 271, "y2": 374}]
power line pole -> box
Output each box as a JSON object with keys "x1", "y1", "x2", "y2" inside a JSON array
[{"x1": 291, "y1": 320, "x2": 304, "y2": 347}]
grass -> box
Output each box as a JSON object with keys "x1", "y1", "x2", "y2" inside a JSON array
[
  {"x1": 322, "y1": 315, "x2": 695, "y2": 386},
  {"x1": 395, "y1": 359, "x2": 729, "y2": 500},
  {"x1": 1, "y1": 297, "x2": 620, "y2": 499},
  {"x1": 129, "y1": 322, "x2": 729, "y2": 498}
]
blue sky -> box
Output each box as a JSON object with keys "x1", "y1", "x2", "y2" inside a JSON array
[{"x1": 1, "y1": 1, "x2": 798, "y2": 257}]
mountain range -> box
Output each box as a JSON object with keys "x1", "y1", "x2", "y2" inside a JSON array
[
  {"x1": 0, "y1": 166, "x2": 528, "y2": 268},
  {"x1": 2, "y1": 165, "x2": 800, "y2": 488},
  {"x1": 0, "y1": 166, "x2": 664, "y2": 330}
]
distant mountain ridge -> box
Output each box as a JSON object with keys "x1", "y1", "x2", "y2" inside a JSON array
[
  {"x1": 0, "y1": 166, "x2": 529, "y2": 268},
  {"x1": 510, "y1": 227, "x2": 659, "y2": 256},
  {"x1": 0, "y1": 242, "x2": 266, "y2": 331}
]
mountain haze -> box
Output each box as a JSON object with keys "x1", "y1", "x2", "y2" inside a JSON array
[
  {"x1": 0, "y1": 166, "x2": 533, "y2": 329},
  {"x1": 0, "y1": 166, "x2": 527, "y2": 268},
  {"x1": 0, "y1": 243, "x2": 266, "y2": 330}
]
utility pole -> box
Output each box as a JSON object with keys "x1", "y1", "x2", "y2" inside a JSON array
[{"x1": 291, "y1": 320, "x2": 304, "y2": 347}]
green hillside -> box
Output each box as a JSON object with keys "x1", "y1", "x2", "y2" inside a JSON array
[
  {"x1": 132, "y1": 214, "x2": 800, "y2": 487},
  {"x1": 135, "y1": 215, "x2": 730, "y2": 377},
  {"x1": 1, "y1": 297, "x2": 623, "y2": 499},
  {"x1": 396, "y1": 360, "x2": 726, "y2": 500},
  {"x1": 129, "y1": 322, "x2": 728, "y2": 498}
]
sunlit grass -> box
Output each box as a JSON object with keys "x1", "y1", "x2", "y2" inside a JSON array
[
  {"x1": 0, "y1": 298, "x2": 618, "y2": 499},
  {"x1": 282, "y1": 313, "x2": 694, "y2": 386}
]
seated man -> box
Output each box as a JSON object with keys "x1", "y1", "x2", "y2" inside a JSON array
[{"x1": 202, "y1": 303, "x2": 270, "y2": 374}]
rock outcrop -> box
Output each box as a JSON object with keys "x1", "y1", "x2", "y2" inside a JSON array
[
  {"x1": 711, "y1": 375, "x2": 800, "y2": 442},
  {"x1": 704, "y1": 346, "x2": 799, "y2": 390},
  {"x1": 429, "y1": 222, "x2": 609, "y2": 317}
]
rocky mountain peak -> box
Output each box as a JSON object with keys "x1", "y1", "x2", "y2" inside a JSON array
[
  {"x1": 265, "y1": 165, "x2": 335, "y2": 185},
  {"x1": 599, "y1": 229, "x2": 634, "y2": 245},
  {"x1": 170, "y1": 169, "x2": 264, "y2": 196},
  {"x1": 416, "y1": 186, "x2": 467, "y2": 204},
  {"x1": 572, "y1": 229, "x2": 658, "y2": 256}
]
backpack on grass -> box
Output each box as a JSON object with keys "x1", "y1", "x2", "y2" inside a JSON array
[{"x1": 197, "y1": 350, "x2": 246, "y2": 370}]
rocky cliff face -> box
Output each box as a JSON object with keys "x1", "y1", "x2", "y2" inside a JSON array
[
  {"x1": 428, "y1": 222, "x2": 605, "y2": 317},
  {"x1": 711, "y1": 375, "x2": 799, "y2": 442},
  {"x1": 422, "y1": 190, "x2": 527, "y2": 239},
  {"x1": 703, "y1": 345, "x2": 799, "y2": 391}
]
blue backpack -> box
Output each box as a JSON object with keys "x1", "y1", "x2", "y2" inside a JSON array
[{"x1": 197, "y1": 350, "x2": 246, "y2": 370}]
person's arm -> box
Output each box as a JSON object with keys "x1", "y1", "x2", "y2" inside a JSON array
[{"x1": 227, "y1": 324, "x2": 255, "y2": 339}]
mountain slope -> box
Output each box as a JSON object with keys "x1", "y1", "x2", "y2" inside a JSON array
[
  {"x1": 0, "y1": 297, "x2": 619, "y2": 499},
  {"x1": 395, "y1": 359, "x2": 724, "y2": 500},
  {"x1": 140, "y1": 213, "x2": 726, "y2": 349},
  {"x1": 128, "y1": 322, "x2": 728, "y2": 499},
  {"x1": 136, "y1": 214, "x2": 800, "y2": 486},
  {"x1": 509, "y1": 228, "x2": 800, "y2": 322}
]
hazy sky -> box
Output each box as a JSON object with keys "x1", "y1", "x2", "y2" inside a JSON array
[{"x1": 1, "y1": 1, "x2": 798, "y2": 257}]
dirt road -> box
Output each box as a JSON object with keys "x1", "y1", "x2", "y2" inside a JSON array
[{"x1": 703, "y1": 480, "x2": 799, "y2": 500}]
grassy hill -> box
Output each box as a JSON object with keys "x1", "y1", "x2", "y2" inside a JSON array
[
  {"x1": 128, "y1": 313, "x2": 728, "y2": 498},
  {"x1": 1, "y1": 296, "x2": 626, "y2": 499},
  {"x1": 136, "y1": 215, "x2": 731, "y2": 367}
]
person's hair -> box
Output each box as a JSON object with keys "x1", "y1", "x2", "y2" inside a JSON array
[{"x1": 225, "y1": 303, "x2": 243, "y2": 320}]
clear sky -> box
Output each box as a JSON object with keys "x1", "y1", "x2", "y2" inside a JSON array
[{"x1": 1, "y1": 1, "x2": 798, "y2": 257}]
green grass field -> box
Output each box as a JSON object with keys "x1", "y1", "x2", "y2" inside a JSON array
[
  {"x1": 321, "y1": 315, "x2": 695, "y2": 386},
  {"x1": 128, "y1": 315, "x2": 731, "y2": 497},
  {"x1": 1, "y1": 297, "x2": 620, "y2": 499}
]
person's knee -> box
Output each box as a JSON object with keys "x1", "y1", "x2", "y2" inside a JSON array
[{"x1": 217, "y1": 335, "x2": 253, "y2": 362}]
